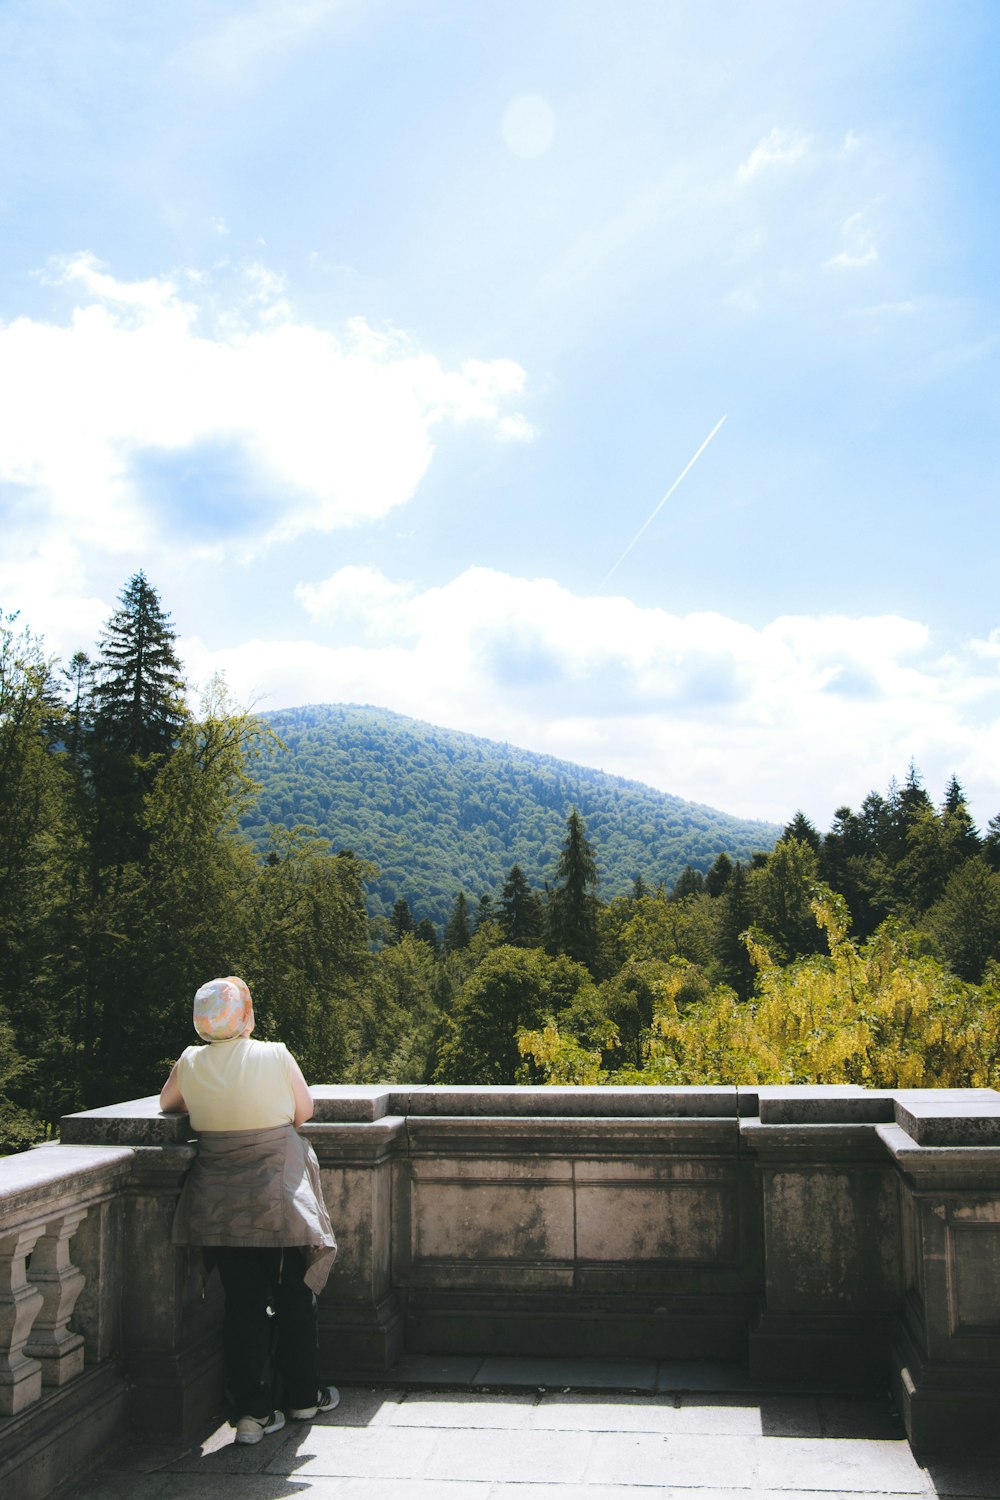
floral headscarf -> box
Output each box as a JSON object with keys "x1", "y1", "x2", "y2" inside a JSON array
[{"x1": 193, "y1": 976, "x2": 254, "y2": 1042}]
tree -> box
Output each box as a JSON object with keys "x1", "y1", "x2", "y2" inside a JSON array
[
  {"x1": 927, "y1": 858, "x2": 1000, "y2": 982},
  {"x1": 984, "y1": 815, "x2": 1000, "y2": 873},
  {"x1": 782, "y1": 812, "x2": 821, "y2": 851},
  {"x1": 704, "y1": 853, "x2": 733, "y2": 898},
  {"x1": 671, "y1": 865, "x2": 704, "y2": 900},
  {"x1": 819, "y1": 805, "x2": 881, "y2": 938},
  {"x1": 90, "y1": 572, "x2": 188, "y2": 761},
  {"x1": 748, "y1": 836, "x2": 824, "y2": 963},
  {"x1": 435, "y1": 945, "x2": 596, "y2": 1084},
  {"x1": 91, "y1": 697, "x2": 268, "y2": 1100},
  {"x1": 0, "y1": 611, "x2": 72, "y2": 1138},
  {"x1": 390, "y1": 897, "x2": 414, "y2": 943},
  {"x1": 940, "y1": 776, "x2": 981, "y2": 863},
  {"x1": 618, "y1": 888, "x2": 715, "y2": 971},
  {"x1": 62, "y1": 651, "x2": 91, "y2": 768},
  {"x1": 499, "y1": 863, "x2": 543, "y2": 947},
  {"x1": 359, "y1": 933, "x2": 441, "y2": 1082},
  {"x1": 414, "y1": 917, "x2": 439, "y2": 953},
  {"x1": 444, "y1": 890, "x2": 471, "y2": 951},
  {"x1": 87, "y1": 572, "x2": 189, "y2": 870},
  {"x1": 550, "y1": 808, "x2": 599, "y2": 971},
  {"x1": 713, "y1": 860, "x2": 754, "y2": 1001},
  {"x1": 248, "y1": 832, "x2": 374, "y2": 1087}
]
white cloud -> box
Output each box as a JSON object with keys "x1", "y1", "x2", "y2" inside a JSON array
[
  {"x1": 737, "y1": 128, "x2": 812, "y2": 184},
  {"x1": 184, "y1": 566, "x2": 1000, "y2": 829},
  {"x1": 0, "y1": 256, "x2": 531, "y2": 565},
  {"x1": 825, "y1": 209, "x2": 879, "y2": 270},
  {"x1": 181, "y1": 0, "x2": 348, "y2": 84}
]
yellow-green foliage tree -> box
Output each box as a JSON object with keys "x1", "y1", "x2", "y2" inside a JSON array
[{"x1": 520, "y1": 889, "x2": 1000, "y2": 1089}]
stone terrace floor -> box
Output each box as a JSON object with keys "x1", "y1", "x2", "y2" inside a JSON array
[{"x1": 58, "y1": 1357, "x2": 1000, "y2": 1500}]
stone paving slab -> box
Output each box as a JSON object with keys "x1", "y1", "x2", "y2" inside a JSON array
[
  {"x1": 473, "y1": 1355, "x2": 659, "y2": 1390},
  {"x1": 372, "y1": 1391, "x2": 537, "y2": 1428},
  {"x1": 756, "y1": 1434, "x2": 928, "y2": 1493},
  {"x1": 56, "y1": 1377, "x2": 1000, "y2": 1500}
]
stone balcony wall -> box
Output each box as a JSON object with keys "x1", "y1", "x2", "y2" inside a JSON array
[{"x1": 3, "y1": 1084, "x2": 1000, "y2": 1496}]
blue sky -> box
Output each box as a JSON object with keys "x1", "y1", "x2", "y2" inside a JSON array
[{"x1": 2, "y1": 0, "x2": 999, "y2": 828}]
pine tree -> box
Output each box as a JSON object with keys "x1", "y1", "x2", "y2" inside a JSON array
[
  {"x1": 444, "y1": 891, "x2": 471, "y2": 951},
  {"x1": 672, "y1": 865, "x2": 704, "y2": 900},
  {"x1": 499, "y1": 863, "x2": 543, "y2": 947},
  {"x1": 704, "y1": 852, "x2": 733, "y2": 898},
  {"x1": 713, "y1": 860, "x2": 754, "y2": 1001},
  {"x1": 390, "y1": 897, "x2": 414, "y2": 943},
  {"x1": 782, "y1": 811, "x2": 821, "y2": 851},
  {"x1": 91, "y1": 572, "x2": 187, "y2": 761},
  {"x1": 941, "y1": 775, "x2": 981, "y2": 863},
  {"x1": 87, "y1": 572, "x2": 189, "y2": 869},
  {"x1": 551, "y1": 808, "x2": 599, "y2": 971}
]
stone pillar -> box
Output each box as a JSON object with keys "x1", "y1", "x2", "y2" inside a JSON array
[
  {"x1": 0, "y1": 1226, "x2": 45, "y2": 1415},
  {"x1": 119, "y1": 1143, "x2": 225, "y2": 1434},
  {"x1": 24, "y1": 1207, "x2": 88, "y2": 1386},
  {"x1": 879, "y1": 1089, "x2": 1000, "y2": 1450},
  {"x1": 307, "y1": 1092, "x2": 407, "y2": 1374},
  {"x1": 742, "y1": 1086, "x2": 901, "y2": 1385}
]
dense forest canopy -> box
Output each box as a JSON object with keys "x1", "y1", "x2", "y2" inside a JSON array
[
  {"x1": 241, "y1": 704, "x2": 781, "y2": 929},
  {"x1": 3, "y1": 572, "x2": 1000, "y2": 1153}
]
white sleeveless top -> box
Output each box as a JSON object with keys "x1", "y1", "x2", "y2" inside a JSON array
[{"x1": 176, "y1": 1038, "x2": 296, "y2": 1131}]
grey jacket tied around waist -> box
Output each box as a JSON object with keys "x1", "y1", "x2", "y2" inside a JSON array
[{"x1": 171, "y1": 1122, "x2": 337, "y2": 1294}]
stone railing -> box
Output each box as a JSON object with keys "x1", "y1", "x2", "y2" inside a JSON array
[{"x1": 2, "y1": 1084, "x2": 1000, "y2": 1495}]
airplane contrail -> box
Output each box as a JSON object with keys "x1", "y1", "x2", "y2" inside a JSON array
[{"x1": 600, "y1": 414, "x2": 727, "y2": 587}]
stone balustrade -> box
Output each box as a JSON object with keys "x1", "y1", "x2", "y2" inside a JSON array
[{"x1": 2, "y1": 1084, "x2": 1000, "y2": 1497}]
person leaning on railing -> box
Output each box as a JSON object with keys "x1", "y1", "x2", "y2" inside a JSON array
[{"x1": 160, "y1": 975, "x2": 338, "y2": 1445}]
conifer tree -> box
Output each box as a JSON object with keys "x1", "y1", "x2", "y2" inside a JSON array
[
  {"x1": 90, "y1": 571, "x2": 187, "y2": 761},
  {"x1": 714, "y1": 860, "x2": 754, "y2": 1001},
  {"x1": 499, "y1": 863, "x2": 543, "y2": 946},
  {"x1": 672, "y1": 865, "x2": 704, "y2": 900},
  {"x1": 390, "y1": 897, "x2": 414, "y2": 943},
  {"x1": 87, "y1": 572, "x2": 189, "y2": 871},
  {"x1": 444, "y1": 890, "x2": 471, "y2": 951},
  {"x1": 550, "y1": 808, "x2": 599, "y2": 971},
  {"x1": 704, "y1": 852, "x2": 733, "y2": 898},
  {"x1": 782, "y1": 811, "x2": 821, "y2": 851},
  {"x1": 941, "y1": 775, "x2": 981, "y2": 862}
]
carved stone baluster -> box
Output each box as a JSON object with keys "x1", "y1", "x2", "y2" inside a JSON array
[
  {"x1": 24, "y1": 1208, "x2": 88, "y2": 1386},
  {"x1": 0, "y1": 1225, "x2": 45, "y2": 1415}
]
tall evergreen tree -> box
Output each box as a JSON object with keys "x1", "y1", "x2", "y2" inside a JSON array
[
  {"x1": 499, "y1": 863, "x2": 543, "y2": 947},
  {"x1": 782, "y1": 811, "x2": 821, "y2": 851},
  {"x1": 714, "y1": 860, "x2": 754, "y2": 1002},
  {"x1": 86, "y1": 572, "x2": 189, "y2": 872},
  {"x1": 941, "y1": 775, "x2": 981, "y2": 863},
  {"x1": 704, "y1": 852, "x2": 733, "y2": 898},
  {"x1": 444, "y1": 890, "x2": 471, "y2": 951},
  {"x1": 90, "y1": 571, "x2": 188, "y2": 761},
  {"x1": 984, "y1": 815, "x2": 1000, "y2": 874},
  {"x1": 390, "y1": 897, "x2": 414, "y2": 943},
  {"x1": 671, "y1": 865, "x2": 705, "y2": 900},
  {"x1": 550, "y1": 808, "x2": 599, "y2": 971}
]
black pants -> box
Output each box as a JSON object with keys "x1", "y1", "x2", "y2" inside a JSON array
[{"x1": 213, "y1": 1246, "x2": 319, "y2": 1417}]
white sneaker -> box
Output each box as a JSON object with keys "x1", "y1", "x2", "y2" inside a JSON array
[
  {"x1": 288, "y1": 1386, "x2": 340, "y2": 1420},
  {"x1": 235, "y1": 1409, "x2": 286, "y2": 1445}
]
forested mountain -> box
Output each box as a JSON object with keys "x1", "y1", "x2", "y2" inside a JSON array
[
  {"x1": 242, "y1": 704, "x2": 781, "y2": 929},
  {"x1": 8, "y1": 570, "x2": 1000, "y2": 1154}
]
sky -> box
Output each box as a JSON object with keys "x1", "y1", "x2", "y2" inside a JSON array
[{"x1": 2, "y1": 0, "x2": 999, "y2": 830}]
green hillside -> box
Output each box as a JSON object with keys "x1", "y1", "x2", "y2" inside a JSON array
[{"x1": 243, "y1": 703, "x2": 781, "y2": 928}]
